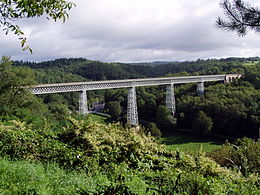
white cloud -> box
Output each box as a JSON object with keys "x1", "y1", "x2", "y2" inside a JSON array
[{"x1": 0, "y1": 0, "x2": 259, "y2": 62}]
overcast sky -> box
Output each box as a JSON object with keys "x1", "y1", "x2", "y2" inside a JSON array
[{"x1": 0, "y1": 0, "x2": 259, "y2": 62}]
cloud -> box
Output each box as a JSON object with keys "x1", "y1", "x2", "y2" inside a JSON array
[{"x1": 0, "y1": 0, "x2": 259, "y2": 62}]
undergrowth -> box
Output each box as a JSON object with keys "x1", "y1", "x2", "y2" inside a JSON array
[{"x1": 0, "y1": 118, "x2": 259, "y2": 194}]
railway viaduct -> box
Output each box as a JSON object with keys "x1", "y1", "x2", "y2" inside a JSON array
[{"x1": 29, "y1": 74, "x2": 242, "y2": 126}]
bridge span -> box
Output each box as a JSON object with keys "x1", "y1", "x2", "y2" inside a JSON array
[{"x1": 29, "y1": 74, "x2": 242, "y2": 126}]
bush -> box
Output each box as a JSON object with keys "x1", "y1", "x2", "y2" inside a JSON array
[
  {"x1": 208, "y1": 138, "x2": 260, "y2": 176},
  {"x1": 59, "y1": 117, "x2": 165, "y2": 168},
  {"x1": 144, "y1": 122, "x2": 162, "y2": 139},
  {"x1": 0, "y1": 118, "x2": 259, "y2": 194},
  {"x1": 0, "y1": 120, "x2": 87, "y2": 168}
]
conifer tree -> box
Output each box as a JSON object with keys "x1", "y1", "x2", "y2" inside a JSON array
[{"x1": 217, "y1": 0, "x2": 260, "y2": 36}]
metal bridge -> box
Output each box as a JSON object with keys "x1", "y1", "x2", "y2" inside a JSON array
[{"x1": 29, "y1": 74, "x2": 242, "y2": 125}]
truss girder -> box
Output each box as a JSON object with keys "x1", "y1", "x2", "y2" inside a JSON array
[{"x1": 29, "y1": 74, "x2": 242, "y2": 95}]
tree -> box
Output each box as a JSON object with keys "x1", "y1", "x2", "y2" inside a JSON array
[
  {"x1": 0, "y1": 0, "x2": 75, "y2": 52},
  {"x1": 107, "y1": 101, "x2": 123, "y2": 121},
  {"x1": 192, "y1": 111, "x2": 213, "y2": 135},
  {"x1": 216, "y1": 0, "x2": 260, "y2": 36},
  {"x1": 0, "y1": 56, "x2": 48, "y2": 119},
  {"x1": 156, "y1": 105, "x2": 176, "y2": 130}
]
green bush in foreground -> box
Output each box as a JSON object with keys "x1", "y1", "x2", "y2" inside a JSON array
[
  {"x1": 0, "y1": 118, "x2": 259, "y2": 194},
  {"x1": 209, "y1": 137, "x2": 260, "y2": 176}
]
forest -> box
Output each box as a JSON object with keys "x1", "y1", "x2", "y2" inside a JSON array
[
  {"x1": 12, "y1": 56, "x2": 260, "y2": 138},
  {"x1": 0, "y1": 56, "x2": 259, "y2": 194}
]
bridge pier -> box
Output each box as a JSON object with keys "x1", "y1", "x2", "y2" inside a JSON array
[
  {"x1": 79, "y1": 90, "x2": 88, "y2": 114},
  {"x1": 166, "y1": 84, "x2": 176, "y2": 116},
  {"x1": 197, "y1": 82, "x2": 204, "y2": 96},
  {"x1": 127, "y1": 87, "x2": 138, "y2": 126}
]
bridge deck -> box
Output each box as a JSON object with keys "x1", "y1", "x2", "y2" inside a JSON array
[{"x1": 29, "y1": 74, "x2": 242, "y2": 94}]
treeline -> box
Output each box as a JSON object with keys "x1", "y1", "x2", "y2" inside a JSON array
[{"x1": 14, "y1": 57, "x2": 260, "y2": 80}]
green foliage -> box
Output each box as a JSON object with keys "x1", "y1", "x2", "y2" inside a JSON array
[
  {"x1": 0, "y1": 118, "x2": 259, "y2": 194},
  {"x1": 217, "y1": 0, "x2": 260, "y2": 36},
  {"x1": 209, "y1": 138, "x2": 260, "y2": 176},
  {"x1": 0, "y1": 57, "x2": 48, "y2": 120},
  {"x1": 0, "y1": 120, "x2": 85, "y2": 168},
  {"x1": 1, "y1": 56, "x2": 260, "y2": 193},
  {"x1": 145, "y1": 122, "x2": 162, "y2": 139},
  {"x1": 8, "y1": 56, "x2": 260, "y2": 138},
  {"x1": 0, "y1": 0, "x2": 75, "y2": 51},
  {"x1": 156, "y1": 105, "x2": 176, "y2": 130},
  {"x1": 48, "y1": 102, "x2": 70, "y2": 120},
  {"x1": 59, "y1": 117, "x2": 164, "y2": 168},
  {"x1": 106, "y1": 101, "x2": 123, "y2": 121},
  {"x1": 12, "y1": 57, "x2": 260, "y2": 138},
  {"x1": 192, "y1": 111, "x2": 213, "y2": 135},
  {"x1": 177, "y1": 83, "x2": 260, "y2": 137},
  {"x1": 0, "y1": 158, "x2": 112, "y2": 194},
  {"x1": 244, "y1": 64, "x2": 260, "y2": 89}
]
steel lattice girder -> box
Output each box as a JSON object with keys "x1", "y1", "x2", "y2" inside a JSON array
[{"x1": 29, "y1": 74, "x2": 242, "y2": 94}]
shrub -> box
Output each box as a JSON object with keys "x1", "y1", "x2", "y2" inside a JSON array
[
  {"x1": 208, "y1": 137, "x2": 260, "y2": 176},
  {"x1": 0, "y1": 120, "x2": 87, "y2": 168},
  {"x1": 0, "y1": 118, "x2": 259, "y2": 194},
  {"x1": 59, "y1": 117, "x2": 165, "y2": 167},
  {"x1": 144, "y1": 122, "x2": 162, "y2": 139}
]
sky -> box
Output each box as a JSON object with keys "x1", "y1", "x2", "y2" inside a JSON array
[{"x1": 0, "y1": 0, "x2": 260, "y2": 63}]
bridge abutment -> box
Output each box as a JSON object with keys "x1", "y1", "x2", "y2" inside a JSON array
[
  {"x1": 127, "y1": 87, "x2": 138, "y2": 126},
  {"x1": 166, "y1": 84, "x2": 176, "y2": 116},
  {"x1": 79, "y1": 90, "x2": 88, "y2": 114}
]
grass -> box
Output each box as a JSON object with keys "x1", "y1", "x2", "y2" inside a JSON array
[
  {"x1": 87, "y1": 113, "x2": 109, "y2": 124},
  {"x1": 160, "y1": 131, "x2": 223, "y2": 154},
  {"x1": 0, "y1": 158, "x2": 109, "y2": 194}
]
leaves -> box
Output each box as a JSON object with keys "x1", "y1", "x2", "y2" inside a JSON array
[
  {"x1": 217, "y1": 0, "x2": 260, "y2": 36},
  {"x1": 0, "y1": 0, "x2": 75, "y2": 51}
]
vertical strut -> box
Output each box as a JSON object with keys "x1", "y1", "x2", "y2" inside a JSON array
[
  {"x1": 79, "y1": 90, "x2": 88, "y2": 114},
  {"x1": 166, "y1": 84, "x2": 176, "y2": 116},
  {"x1": 197, "y1": 82, "x2": 204, "y2": 96},
  {"x1": 127, "y1": 87, "x2": 138, "y2": 126}
]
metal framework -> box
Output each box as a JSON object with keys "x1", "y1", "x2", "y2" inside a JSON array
[
  {"x1": 28, "y1": 74, "x2": 242, "y2": 125},
  {"x1": 79, "y1": 90, "x2": 88, "y2": 114},
  {"x1": 197, "y1": 82, "x2": 204, "y2": 96},
  {"x1": 127, "y1": 87, "x2": 138, "y2": 126},
  {"x1": 166, "y1": 84, "x2": 176, "y2": 116}
]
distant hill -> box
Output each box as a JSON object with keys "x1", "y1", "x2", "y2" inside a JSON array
[{"x1": 13, "y1": 57, "x2": 260, "y2": 84}]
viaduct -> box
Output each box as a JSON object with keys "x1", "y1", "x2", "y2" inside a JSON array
[{"x1": 29, "y1": 74, "x2": 242, "y2": 126}]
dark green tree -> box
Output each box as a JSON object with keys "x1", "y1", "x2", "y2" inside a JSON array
[
  {"x1": 0, "y1": 56, "x2": 47, "y2": 118},
  {"x1": 217, "y1": 0, "x2": 260, "y2": 36},
  {"x1": 156, "y1": 105, "x2": 176, "y2": 130},
  {"x1": 146, "y1": 122, "x2": 162, "y2": 139},
  {"x1": 192, "y1": 111, "x2": 213, "y2": 135},
  {"x1": 107, "y1": 101, "x2": 123, "y2": 121}
]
